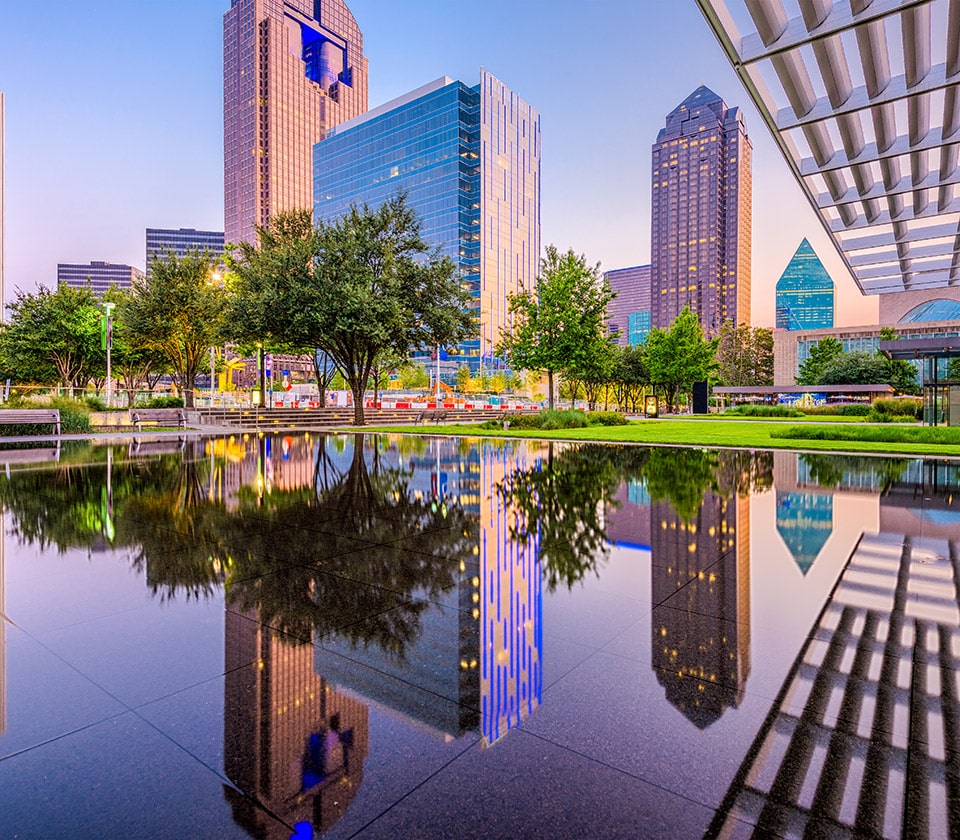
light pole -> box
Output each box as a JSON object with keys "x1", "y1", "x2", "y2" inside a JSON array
[{"x1": 102, "y1": 301, "x2": 115, "y2": 408}]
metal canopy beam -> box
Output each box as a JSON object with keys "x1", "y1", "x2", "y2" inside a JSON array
[{"x1": 695, "y1": 0, "x2": 960, "y2": 295}]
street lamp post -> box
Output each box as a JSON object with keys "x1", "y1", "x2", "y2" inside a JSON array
[
  {"x1": 102, "y1": 301, "x2": 115, "y2": 409},
  {"x1": 210, "y1": 346, "x2": 216, "y2": 406}
]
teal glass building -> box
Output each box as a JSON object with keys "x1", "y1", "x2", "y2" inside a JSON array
[
  {"x1": 775, "y1": 239, "x2": 835, "y2": 331},
  {"x1": 314, "y1": 72, "x2": 540, "y2": 377}
]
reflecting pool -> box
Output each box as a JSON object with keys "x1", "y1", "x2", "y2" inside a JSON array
[{"x1": 0, "y1": 434, "x2": 957, "y2": 838}]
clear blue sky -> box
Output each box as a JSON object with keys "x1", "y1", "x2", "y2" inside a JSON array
[{"x1": 0, "y1": 0, "x2": 877, "y2": 326}]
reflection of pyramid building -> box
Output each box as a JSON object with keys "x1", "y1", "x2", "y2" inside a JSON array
[
  {"x1": 223, "y1": 610, "x2": 369, "y2": 838},
  {"x1": 775, "y1": 492, "x2": 834, "y2": 575},
  {"x1": 707, "y1": 464, "x2": 960, "y2": 838},
  {"x1": 651, "y1": 491, "x2": 750, "y2": 729}
]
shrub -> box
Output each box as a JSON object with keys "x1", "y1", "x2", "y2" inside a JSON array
[
  {"x1": 479, "y1": 412, "x2": 542, "y2": 430},
  {"x1": 479, "y1": 408, "x2": 608, "y2": 431},
  {"x1": 799, "y1": 404, "x2": 872, "y2": 417},
  {"x1": 84, "y1": 396, "x2": 107, "y2": 412},
  {"x1": 540, "y1": 409, "x2": 589, "y2": 430},
  {"x1": 587, "y1": 411, "x2": 629, "y2": 426},
  {"x1": 872, "y1": 397, "x2": 922, "y2": 420},
  {"x1": 725, "y1": 404, "x2": 804, "y2": 418},
  {"x1": 146, "y1": 396, "x2": 185, "y2": 409},
  {"x1": 770, "y1": 425, "x2": 960, "y2": 445},
  {"x1": 48, "y1": 398, "x2": 93, "y2": 434},
  {"x1": 0, "y1": 397, "x2": 92, "y2": 436}
]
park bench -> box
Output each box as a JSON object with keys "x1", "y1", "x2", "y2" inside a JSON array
[
  {"x1": 129, "y1": 407, "x2": 187, "y2": 433},
  {"x1": 0, "y1": 409, "x2": 61, "y2": 436}
]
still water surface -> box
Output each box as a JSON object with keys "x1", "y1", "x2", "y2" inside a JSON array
[{"x1": 0, "y1": 434, "x2": 957, "y2": 838}]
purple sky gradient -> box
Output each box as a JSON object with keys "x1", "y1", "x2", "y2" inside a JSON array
[{"x1": 0, "y1": 0, "x2": 878, "y2": 327}]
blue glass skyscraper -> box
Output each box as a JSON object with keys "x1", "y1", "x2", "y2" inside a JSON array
[
  {"x1": 775, "y1": 239, "x2": 835, "y2": 331},
  {"x1": 313, "y1": 72, "x2": 540, "y2": 377}
]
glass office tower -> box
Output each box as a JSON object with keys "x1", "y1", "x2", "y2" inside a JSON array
[
  {"x1": 313, "y1": 71, "x2": 540, "y2": 376},
  {"x1": 775, "y1": 238, "x2": 835, "y2": 330},
  {"x1": 604, "y1": 265, "x2": 652, "y2": 346},
  {"x1": 146, "y1": 228, "x2": 225, "y2": 274},
  {"x1": 57, "y1": 262, "x2": 144, "y2": 296},
  {"x1": 651, "y1": 86, "x2": 752, "y2": 335},
  {"x1": 223, "y1": 0, "x2": 368, "y2": 245}
]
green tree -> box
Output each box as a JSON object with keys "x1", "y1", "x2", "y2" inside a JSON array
[
  {"x1": 287, "y1": 196, "x2": 473, "y2": 425},
  {"x1": 609, "y1": 344, "x2": 649, "y2": 412},
  {"x1": 398, "y1": 361, "x2": 430, "y2": 390},
  {"x1": 875, "y1": 328, "x2": 919, "y2": 395},
  {"x1": 715, "y1": 321, "x2": 773, "y2": 387},
  {"x1": 122, "y1": 249, "x2": 227, "y2": 407},
  {"x1": 796, "y1": 336, "x2": 843, "y2": 385},
  {"x1": 0, "y1": 284, "x2": 103, "y2": 395},
  {"x1": 225, "y1": 210, "x2": 340, "y2": 406},
  {"x1": 488, "y1": 372, "x2": 508, "y2": 395},
  {"x1": 643, "y1": 307, "x2": 716, "y2": 413},
  {"x1": 455, "y1": 364, "x2": 473, "y2": 393},
  {"x1": 108, "y1": 288, "x2": 167, "y2": 406},
  {"x1": 569, "y1": 335, "x2": 617, "y2": 411},
  {"x1": 817, "y1": 350, "x2": 891, "y2": 386},
  {"x1": 497, "y1": 246, "x2": 615, "y2": 410}
]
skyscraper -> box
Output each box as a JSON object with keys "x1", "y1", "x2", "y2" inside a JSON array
[
  {"x1": 146, "y1": 228, "x2": 225, "y2": 273},
  {"x1": 604, "y1": 265, "x2": 652, "y2": 346},
  {"x1": 651, "y1": 86, "x2": 752, "y2": 335},
  {"x1": 223, "y1": 0, "x2": 368, "y2": 245},
  {"x1": 0, "y1": 92, "x2": 5, "y2": 322},
  {"x1": 775, "y1": 238, "x2": 835, "y2": 330},
  {"x1": 57, "y1": 261, "x2": 144, "y2": 296},
  {"x1": 313, "y1": 72, "x2": 540, "y2": 375}
]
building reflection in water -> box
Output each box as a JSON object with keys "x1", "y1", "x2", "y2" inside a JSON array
[
  {"x1": 220, "y1": 434, "x2": 543, "y2": 838},
  {"x1": 479, "y1": 445, "x2": 542, "y2": 746},
  {"x1": 707, "y1": 460, "x2": 960, "y2": 839},
  {"x1": 223, "y1": 610, "x2": 369, "y2": 838},
  {"x1": 0, "y1": 509, "x2": 5, "y2": 735},
  {"x1": 650, "y1": 461, "x2": 753, "y2": 729}
]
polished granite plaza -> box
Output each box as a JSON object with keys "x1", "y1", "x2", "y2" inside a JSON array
[{"x1": 0, "y1": 433, "x2": 957, "y2": 839}]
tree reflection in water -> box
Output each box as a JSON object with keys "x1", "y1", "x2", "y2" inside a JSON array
[
  {"x1": 496, "y1": 444, "x2": 773, "y2": 592},
  {"x1": 0, "y1": 434, "x2": 475, "y2": 661}
]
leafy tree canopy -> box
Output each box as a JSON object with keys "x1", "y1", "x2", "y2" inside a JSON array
[
  {"x1": 120, "y1": 249, "x2": 226, "y2": 407},
  {"x1": 796, "y1": 336, "x2": 843, "y2": 385},
  {"x1": 643, "y1": 307, "x2": 716, "y2": 413},
  {"x1": 715, "y1": 321, "x2": 773, "y2": 387},
  {"x1": 497, "y1": 245, "x2": 615, "y2": 409},
  {"x1": 0, "y1": 283, "x2": 102, "y2": 393}
]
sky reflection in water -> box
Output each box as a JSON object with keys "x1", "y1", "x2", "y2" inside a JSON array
[{"x1": 0, "y1": 434, "x2": 957, "y2": 839}]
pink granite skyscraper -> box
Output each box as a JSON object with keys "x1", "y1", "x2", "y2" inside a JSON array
[
  {"x1": 651, "y1": 86, "x2": 752, "y2": 335},
  {"x1": 223, "y1": 0, "x2": 368, "y2": 245}
]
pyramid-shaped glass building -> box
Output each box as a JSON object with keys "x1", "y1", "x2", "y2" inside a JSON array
[{"x1": 775, "y1": 239, "x2": 835, "y2": 331}]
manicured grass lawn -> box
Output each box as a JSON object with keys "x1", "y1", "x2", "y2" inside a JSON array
[{"x1": 361, "y1": 418, "x2": 960, "y2": 457}]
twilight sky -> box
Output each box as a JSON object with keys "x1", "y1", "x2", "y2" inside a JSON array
[{"x1": 0, "y1": 0, "x2": 878, "y2": 327}]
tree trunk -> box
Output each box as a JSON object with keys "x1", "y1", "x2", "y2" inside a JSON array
[
  {"x1": 547, "y1": 371, "x2": 555, "y2": 410},
  {"x1": 349, "y1": 376, "x2": 366, "y2": 426}
]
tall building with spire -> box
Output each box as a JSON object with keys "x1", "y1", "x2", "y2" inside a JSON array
[
  {"x1": 651, "y1": 86, "x2": 752, "y2": 335},
  {"x1": 775, "y1": 238, "x2": 835, "y2": 331},
  {"x1": 223, "y1": 0, "x2": 368, "y2": 245}
]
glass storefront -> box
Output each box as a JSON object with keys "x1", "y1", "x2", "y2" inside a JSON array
[{"x1": 922, "y1": 356, "x2": 960, "y2": 426}]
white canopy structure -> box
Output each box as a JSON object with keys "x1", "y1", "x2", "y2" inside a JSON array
[{"x1": 695, "y1": 0, "x2": 960, "y2": 294}]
